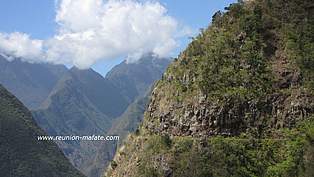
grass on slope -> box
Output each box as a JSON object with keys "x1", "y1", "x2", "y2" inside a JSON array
[{"x1": 106, "y1": 118, "x2": 314, "y2": 177}]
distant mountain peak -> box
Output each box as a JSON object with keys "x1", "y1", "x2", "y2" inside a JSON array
[
  {"x1": 70, "y1": 66, "x2": 94, "y2": 72},
  {"x1": 0, "y1": 55, "x2": 67, "y2": 109},
  {"x1": 33, "y1": 54, "x2": 170, "y2": 177},
  {"x1": 127, "y1": 53, "x2": 171, "y2": 65}
]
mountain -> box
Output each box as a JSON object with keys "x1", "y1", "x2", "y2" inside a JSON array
[
  {"x1": 90, "y1": 91, "x2": 151, "y2": 177},
  {"x1": 105, "y1": 0, "x2": 314, "y2": 177},
  {"x1": 33, "y1": 67, "x2": 123, "y2": 177},
  {"x1": 106, "y1": 54, "x2": 171, "y2": 102},
  {"x1": 0, "y1": 84, "x2": 84, "y2": 177},
  {"x1": 33, "y1": 55, "x2": 170, "y2": 177},
  {"x1": 0, "y1": 55, "x2": 67, "y2": 109},
  {"x1": 35, "y1": 67, "x2": 128, "y2": 136},
  {"x1": 109, "y1": 93, "x2": 150, "y2": 140}
]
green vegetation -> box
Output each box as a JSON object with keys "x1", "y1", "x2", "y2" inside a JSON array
[
  {"x1": 32, "y1": 56, "x2": 169, "y2": 177},
  {"x1": 107, "y1": 118, "x2": 314, "y2": 177},
  {"x1": 105, "y1": 0, "x2": 314, "y2": 177},
  {"x1": 274, "y1": 0, "x2": 314, "y2": 90},
  {"x1": 161, "y1": 0, "x2": 314, "y2": 101},
  {"x1": 0, "y1": 85, "x2": 84, "y2": 177}
]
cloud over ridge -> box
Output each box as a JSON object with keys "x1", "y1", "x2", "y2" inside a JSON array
[
  {"x1": 0, "y1": 0, "x2": 189, "y2": 69},
  {"x1": 0, "y1": 32, "x2": 43, "y2": 62}
]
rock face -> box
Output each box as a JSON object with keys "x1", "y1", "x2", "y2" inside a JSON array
[
  {"x1": 141, "y1": 0, "x2": 314, "y2": 138},
  {"x1": 145, "y1": 88, "x2": 314, "y2": 137},
  {"x1": 105, "y1": 0, "x2": 314, "y2": 177}
]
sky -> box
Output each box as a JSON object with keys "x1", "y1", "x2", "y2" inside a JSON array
[{"x1": 0, "y1": 0, "x2": 237, "y2": 76}]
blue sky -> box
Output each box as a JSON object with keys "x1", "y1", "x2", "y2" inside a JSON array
[{"x1": 0, "y1": 0, "x2": 237, "y2": 76}]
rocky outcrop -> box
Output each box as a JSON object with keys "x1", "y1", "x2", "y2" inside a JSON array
[
  {"x1": 145, "y1": 86, "x2": 314, "y2": 137},
  {"x1": 105, "y1": 0, "x2": 314, "y2": 176}
]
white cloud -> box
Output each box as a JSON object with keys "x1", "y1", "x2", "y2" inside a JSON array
[
  {"x1": 0, "y1": 0, "x2": 190, "y2": 69},
  {"x1": 0, "y1": 32, "x2": 43, "y2": 62},
  {"x1": 55, "y1": 0, "x2": 103, "y2": 33}
]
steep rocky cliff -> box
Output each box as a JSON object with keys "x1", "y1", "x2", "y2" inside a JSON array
[{"x1": 105, "y1": 0, "x2": 314, "y2": 176}]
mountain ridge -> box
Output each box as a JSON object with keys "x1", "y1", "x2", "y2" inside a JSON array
[
  {"x1": 0, "y1": 84, "x2": 85, "y2": 177},
  {"x1": 0, "y1": 56, "x2": 67, "y2": 109},
  {"x1": 105, "y1": 0, "x2": 314, "y2": 176},
  {"x1": 33, "y1": 55, "x2": 170, "y2": 177}
]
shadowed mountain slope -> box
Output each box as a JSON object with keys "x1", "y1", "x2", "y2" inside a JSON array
[
  {"x1": 0, "y1": 84, "x2": 85, "y2": 177},
  {"x1": 0, "y1": 56, "x2": 67, "y2": 109},
  {"x1": 33, "y1": 56, "x2": 170, "y2": 177}
]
